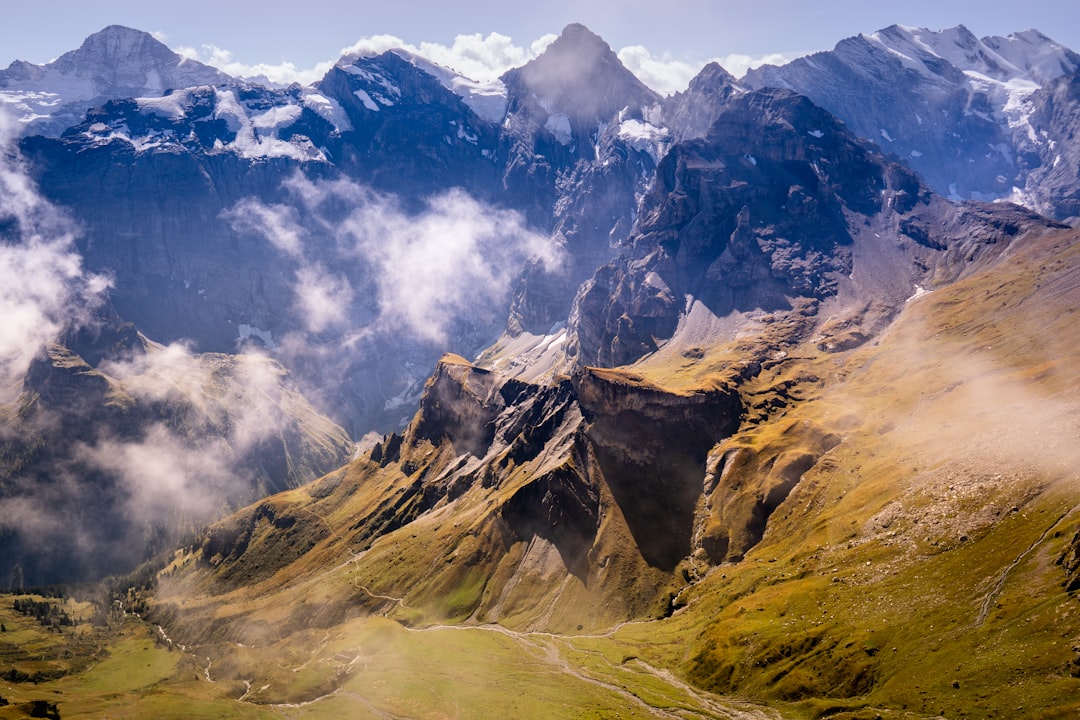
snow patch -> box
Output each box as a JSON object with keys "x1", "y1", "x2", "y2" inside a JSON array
[
  {"x1": 212, "y1": 89, "x2": 324, "y2": 161},
  {"x1": 136, "y1": 91, "x2": 191, "y2": 120},
  {"x1": 807, "y1": 129, "x2": 824, "y2": 138},
  {"x1": 906, "y1": 285, "x2": 930, "y2": 302},
  {"x1": 391, "y1": 50, "x2": 508, "y2": 123},
  {"x1": 617, "y1": 118, "x2": 669, "y2": 164},
  {"x1": 545, "y1": 113, "x2": 572, "y2": 145},
  {"x1": 237, "y1": 324, "x2": 275, "y2": 349},
  {"x1": 253, "y1": 104, "x2": 302, "y2": 130},
  {"x1": 353, "y1": 89, "x2": 379, "y2": 112},
  {"x1": 302, "y1": 91, "x2": 352, "y2": 131}
]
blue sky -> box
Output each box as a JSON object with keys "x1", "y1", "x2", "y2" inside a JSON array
[{"x1": 3, "y1": 0, "x2": 1078, "y2": 91}]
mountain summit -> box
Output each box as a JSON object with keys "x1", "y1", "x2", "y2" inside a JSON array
[
  {"x1": 0, "y1": 24, "x2": 232, "y2": 134},
  {"x1": 502, "y1": 23, "x2": 660, "y2": 125}
]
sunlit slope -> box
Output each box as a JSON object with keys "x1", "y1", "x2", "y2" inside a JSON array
[
  {"x1": 136, "y1": 226, "x2": 1080, "y2": 718},
  {"x1": 621, "y1": 225, "x2": 1080, "y2": 718}
]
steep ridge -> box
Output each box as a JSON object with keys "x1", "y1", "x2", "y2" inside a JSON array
[
  {"x1": 0, "y1": 19, "x2": 1076, "y2": 718},
  {"x1": 500, "y1": 24, "x2": 667, "y2": 335},
  {"x1": 139, "y1": 82, "x2": 1072, "y2": 715},
  {"x1": 147, "y1": 211, "x2": 1080, "y2": 720},
  {"x1": 1018, "y1": 69, "x2": 1080, "y2": 222},
  {"x1": 662, "y1": 61, "x2": 745, "y2": 143},
  {"x1": 744, "y1": 25, "x2": 1080, "y2": 210},
  {"x1": 668, "y1": 224, "x2": 1080, "y2": 714},
  {"x1": 155, "y1": 352, "x2": 742, "y2": 635}
]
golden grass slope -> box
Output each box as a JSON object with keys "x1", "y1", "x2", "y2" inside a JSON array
[{"x1": 18, "y1": 225, "x2": 1071, "y2": 719}]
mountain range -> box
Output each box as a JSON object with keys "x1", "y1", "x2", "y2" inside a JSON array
[{"x1": 0, "y1": 20, "x2": 1078, "y2": 719}]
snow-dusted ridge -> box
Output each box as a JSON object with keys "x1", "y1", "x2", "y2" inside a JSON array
[
  {"x1": 744, "y1": 24, "x2": 1080, "y2": 206},
  {"x1": 387, "y1": 49, "x2": 508, "y2": 124}
]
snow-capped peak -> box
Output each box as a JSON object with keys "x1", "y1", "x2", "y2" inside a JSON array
[
  {"x1": 0, "y1": 25, "x2": 232, "y2": 136},
  {"x1": 863, "y1": 24, "x2": 1079, "y2": 87}
]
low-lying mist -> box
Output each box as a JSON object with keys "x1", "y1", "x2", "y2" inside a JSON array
[{"x1": 224, "y1": 173, "x2": 563, "y2": 431}]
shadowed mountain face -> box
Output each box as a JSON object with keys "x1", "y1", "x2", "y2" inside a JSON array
[
  {"x1": 147, "y1": 84, "x2": 1062, "y2": 648},
  {"x1": 1020, "y1": 69, "x2": 1080, "y2": 222},
  {"x1": 16, "y1": 24, "x2": 667, "y2": 437},
  {"x1": 565, "y1": 88, "x2": 1056, "y2": 369}
]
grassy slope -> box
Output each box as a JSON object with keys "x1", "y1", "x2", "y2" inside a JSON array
[
  {"x1": 3, "y1": 228, "x2": 1077, "y2": 718},
  {"x1": 610, "y1": 226, "x2": 1080, "y2": 718}
]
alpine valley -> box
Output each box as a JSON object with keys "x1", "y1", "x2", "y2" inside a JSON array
[{"x1": 1, "y1": 19, "x2": 1079, "y2": 720}]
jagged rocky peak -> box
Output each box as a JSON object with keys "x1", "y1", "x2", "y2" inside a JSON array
[
  {"x1": 565, "y1": 86, "x2": 1058, "y2": 370},
  {"x1": 662, "y1": 61, "x2": 744, "y2": 142},
  {"x1": 1020, "y1": 69, "x2": 1080, "y2": 221},
  {"x1": 982, "y1": 28, "x2": 1080, "y2": 83},
  {"x1": 502, "y1": 23, "x2": 660, "y2": 124},
  {"x1": 862, "y1": 23, "x2": 1080, "y2": 84}
]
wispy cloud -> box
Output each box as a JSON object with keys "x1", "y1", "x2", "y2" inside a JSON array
[
  {"x1": 176, "y1": 43, "x2": 336, "y2": 86},
  {"x1": 0, "y1": 110, "x2": 110, "y2": 394},
  {"x1": 174, "y1": 30, "x2": 793, "y2": 94},
  {"x1": 339, "y1": 32, "x2": 558, "y2": 82},
  {"x1": 716, "y1": 52, "x2": 797, "y2": 79},
  {"x1": 618, "y1": 46, "x2": 801, "y2": 95},
  {"x1": 226, "y1": 174, "x2": 561, "y2": 345}
]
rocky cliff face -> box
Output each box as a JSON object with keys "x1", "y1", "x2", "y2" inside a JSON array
[
  {"x1": 15, "y1": 23, "x2": 673, "y2": 438},
  {"x1": 661, "y1": 62, "x2": 744, "y2": 143},
  {"x1": 499, "y1": 24, "x2": 666, "y2": 335},
  {"x1": 176, "y1": 351, "x2": 743, "y2": 637},
  {"x1": 1018, "y1": 69, "x2": 1080, "y2": 222}
]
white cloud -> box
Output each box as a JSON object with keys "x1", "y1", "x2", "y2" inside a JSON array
[
  {"x1": 99, "y1": 340, "x2": 303, "y2": 454},
  {"x1": 339, "y1": 32, "x2": 558, "y2": 83},
  {"x1": 178, "y1": 31, "x2": 556, "y2": 88},
  {"x1": 344, "y1": 187, "x2": 562, "y2": 343},
  {"x1": 617, "y1": 46, "x2": 803, "y2": 95},
  {"x1": 78, "y1": 424, "x2": 240, "y2": 522},
  {"x1": 717, "y1": 52, "x2": 797, "y2": 79},
  {"x1": 0, "y1": 110, "x2": 110, "y2": 394},
  {"x1": 173, "y1": 29, "x2": 799, "y2": 96},
  {"x1": 176, "y1": 43, "x2": 335, "y2": 86},
  {"x1": 225, "y1": 174, "x2": 561, "y2": 346},
  {"x1": 617, "y1": 46, "x2": 705, "y2": 96},
  {"x1": 89, "y1": 341, "x2": 328, "y2": 525},
  {"x1": 293, "y1": 265, "x2": 354, "y2": 334},
  {"x1": 223, "y1": 199, "x2": 305, "y2": 258}
]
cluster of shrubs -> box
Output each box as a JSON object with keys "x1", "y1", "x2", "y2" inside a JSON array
[{"x1": 11, "y1": 599, "x2": 75, "y2": 629}]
